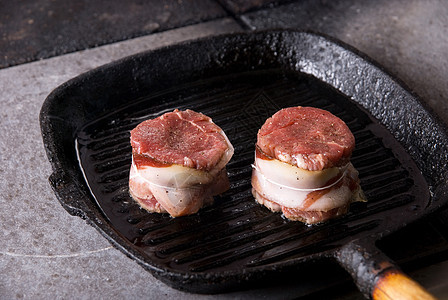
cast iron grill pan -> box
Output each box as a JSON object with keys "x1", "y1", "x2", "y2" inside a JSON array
[
  {"x1": 77, "y1": 70, "x2": 424, "y2": 269},
  {"x1": 40, "y1": 31, "x2": 448, "y2": 297}
]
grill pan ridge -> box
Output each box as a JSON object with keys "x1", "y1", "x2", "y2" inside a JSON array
[{"x1": 40, "y1": 31, "x2": 448, "y2": 295}]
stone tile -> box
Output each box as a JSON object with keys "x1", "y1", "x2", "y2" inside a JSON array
[
  {"x1": 240, "y1": 0, "x2": 448, "y2": 124},
  {"x1": 1, "y1": 0, "x2": 228, "y2": 69},
  {"x1": 0, "y1": 18, "x2": 243, "y2": 299}
]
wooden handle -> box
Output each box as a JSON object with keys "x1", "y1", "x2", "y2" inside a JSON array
[
  {"x1": 336, "y1": 240, "x2": 437, "y2": 300},
  {"x1": 373, "y1": 269, "x2": 436, "y2": 300}
]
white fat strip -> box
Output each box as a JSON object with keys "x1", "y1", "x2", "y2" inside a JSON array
[
  {"x1": 251, "y1": 163, "x2": 346, "y2": 192},
  {"x1": 130, "y1": 162, "x2": 203, "y2": 215},
  {"x1": 130, "y1": 159, "x2": 205, "y2": 191},
  {"x1": 252, "y1": 161, "x2": 359, "y2": 211},
  {"x1": 254, "y1": 155, "x2": 346, "y2": 190}
]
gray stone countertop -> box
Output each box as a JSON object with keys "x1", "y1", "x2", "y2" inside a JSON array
[{"x1": 1, "y1": 5, "x2": 448, "y2": 299}]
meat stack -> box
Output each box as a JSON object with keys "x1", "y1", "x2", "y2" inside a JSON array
[
  {"x1": 129, "y1": 109, "x2": 234, "y2": 217},
  {"x1": 251, "y1": 106, "x2": 365, "y2": 224}
]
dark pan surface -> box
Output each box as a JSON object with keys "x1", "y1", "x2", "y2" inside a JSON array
[{"x1": 40, "y1": 30, "x2": 448, "y2": 293}]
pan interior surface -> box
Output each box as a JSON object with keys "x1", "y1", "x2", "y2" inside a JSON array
[{"x1": 75, "y1": 69, "x2": 429, "y2": 277}]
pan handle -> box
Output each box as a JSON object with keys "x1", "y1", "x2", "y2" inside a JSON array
[{"x1": 335, "y1": 239, "x2": 436, "y2": 300}]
